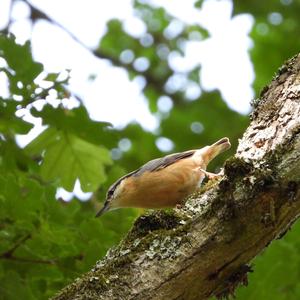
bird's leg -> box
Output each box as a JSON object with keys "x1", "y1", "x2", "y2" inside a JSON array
[{"x1": 199, "y1": 168, "x2": 224, "y2": 180}]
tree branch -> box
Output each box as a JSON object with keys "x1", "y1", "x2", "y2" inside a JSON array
[
  {"x1": 52, "y1": 54, "x2": 300, "y2": 300},
  {"x1": 0, "y1": 233, "x2": 31, "y2": 258},
  {"x1": 0, "y1": 234, "x2": 57, "y2": 265},
  {"x1": 0, "y1": 234, "x2": 85, "y2": 266}
]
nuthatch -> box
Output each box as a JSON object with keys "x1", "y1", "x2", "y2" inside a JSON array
[{"x1": 96, "y1": 137, "x2": 231, "y2": 217}]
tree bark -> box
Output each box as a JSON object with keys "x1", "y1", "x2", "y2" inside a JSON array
[{"x1": 52, "y1": 54, "x2": 300, "y2": 300}]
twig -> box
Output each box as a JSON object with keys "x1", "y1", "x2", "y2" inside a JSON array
[
  {"x1": 0, "y1": 234, "x2": 55, "y2": 265},
  {"x1": 0, "y1": 233, "x2": 31, "y2": 258},
  {"x1": 0, "y1": 233, "x2": 85, "y2": 267}
]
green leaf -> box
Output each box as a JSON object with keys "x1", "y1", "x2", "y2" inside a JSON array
[
  {"x1": 194, "y1": 0, "x2": 204, "y2": 8},
  {"x1": 233, "y1": 0, "x2": 300, "y2": 18},
  {"x1": 134, "y1": 2, "x2": 171, "y2": 32},
  {"x1": 0, "y1": 34, "x2": 43, "y2": 98},
  {"x1": 0, "y1": 34, "x2": 43, "y2": 83},
  {"x1": 0, "y1": 271, "x2": 35, "y2": 300},
  {"x1": 0, "y1": 98, "x2": 33, "y2": 134},
  {"x1": 144, "y1": 86, "x2": 160, "y2": 113},
  {"x1": 30, "y1": 104, "x2": 116, "y2": 147},
  {"x1": 99, "y1": 20, "x2": 140, "y2": 58},
  {"x1": 26, "y1": 128, "x2": 112, "y2": 191},
  {"x1": 3, "y1": 176, "x2": 44, "y2": 222}
]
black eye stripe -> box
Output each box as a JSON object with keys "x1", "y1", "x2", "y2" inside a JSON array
[{"x1": 107, "y1": 189, "x2": 114, "y2": 198}]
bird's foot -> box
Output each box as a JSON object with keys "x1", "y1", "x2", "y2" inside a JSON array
[{"x1": 199, "y1": 168, "x2": 224, "y2": 180}]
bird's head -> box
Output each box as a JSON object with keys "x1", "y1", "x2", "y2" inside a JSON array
[{"x1": 95, "y1": 181, "x2": 123, "y2": 217}]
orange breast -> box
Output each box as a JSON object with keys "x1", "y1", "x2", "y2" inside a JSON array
[{"x1": 118, "y1": 159, "x2": 204, "y2": 209}]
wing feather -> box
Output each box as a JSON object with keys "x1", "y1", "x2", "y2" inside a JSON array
[{"x1": 134, "y1": 150, "x2": 195, "y2": 175}]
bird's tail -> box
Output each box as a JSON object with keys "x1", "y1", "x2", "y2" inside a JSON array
[
  {"x1": 95, "y1": 201, "x2": 110, "y2": 218},
  {"x1": 206, "y1": 137, "x2": 231, "y2": 162}
]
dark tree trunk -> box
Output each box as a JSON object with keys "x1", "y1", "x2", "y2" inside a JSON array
[{"x1": 52, "y1": 54, "x2": 300, "y2": 300}]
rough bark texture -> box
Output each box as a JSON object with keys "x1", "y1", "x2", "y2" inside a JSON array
[{"x1": 53, "y1": 54, "x2": 300, "y2": 300}]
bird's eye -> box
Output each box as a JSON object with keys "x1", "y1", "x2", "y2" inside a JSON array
[{"x1": 107, "y1": 189, "x2": 114, "y2": 199}]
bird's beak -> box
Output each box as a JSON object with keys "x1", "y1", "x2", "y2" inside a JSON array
[
  {"x1": 95, "y1": 201, "x2": 110, "y2": 218},
  {"x1": 204, "y1": 137, "x2": 231, "y2": 164}
]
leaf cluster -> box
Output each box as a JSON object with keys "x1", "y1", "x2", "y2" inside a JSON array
[{"x1": 0, "y1": 34, "x2": 135, "y2": 300}]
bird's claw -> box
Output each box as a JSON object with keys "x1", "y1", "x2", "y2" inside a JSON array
[{"x1": 199, "y1": 168, "x2": 224, "y2": 180}]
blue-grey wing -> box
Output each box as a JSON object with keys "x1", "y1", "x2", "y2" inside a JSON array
[{"x1": 134, "y1": 150, "x2": 195, "y2": 176}]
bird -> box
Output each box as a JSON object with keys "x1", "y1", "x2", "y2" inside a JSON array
[{"x1": 96, "y1": 137, "x2": 231, "y2": 217}]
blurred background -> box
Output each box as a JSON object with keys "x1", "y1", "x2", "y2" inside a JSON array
[{"x1": 0, "y1": 0, "x2": 299, "y2": 299}]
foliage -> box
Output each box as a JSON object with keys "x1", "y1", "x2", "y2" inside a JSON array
[
  {"x1": 235, "y1": 222, "x2": 300, "y2": 300},
  {"x1": 233, "y1": 0, "x2": 300, "y2": 95},
  {"x1": 0, "y1": 0, "x2": 299, "y2": 299},
  {"x1": 0, "y1": 34, "x2": 136, "y2": 300}
]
